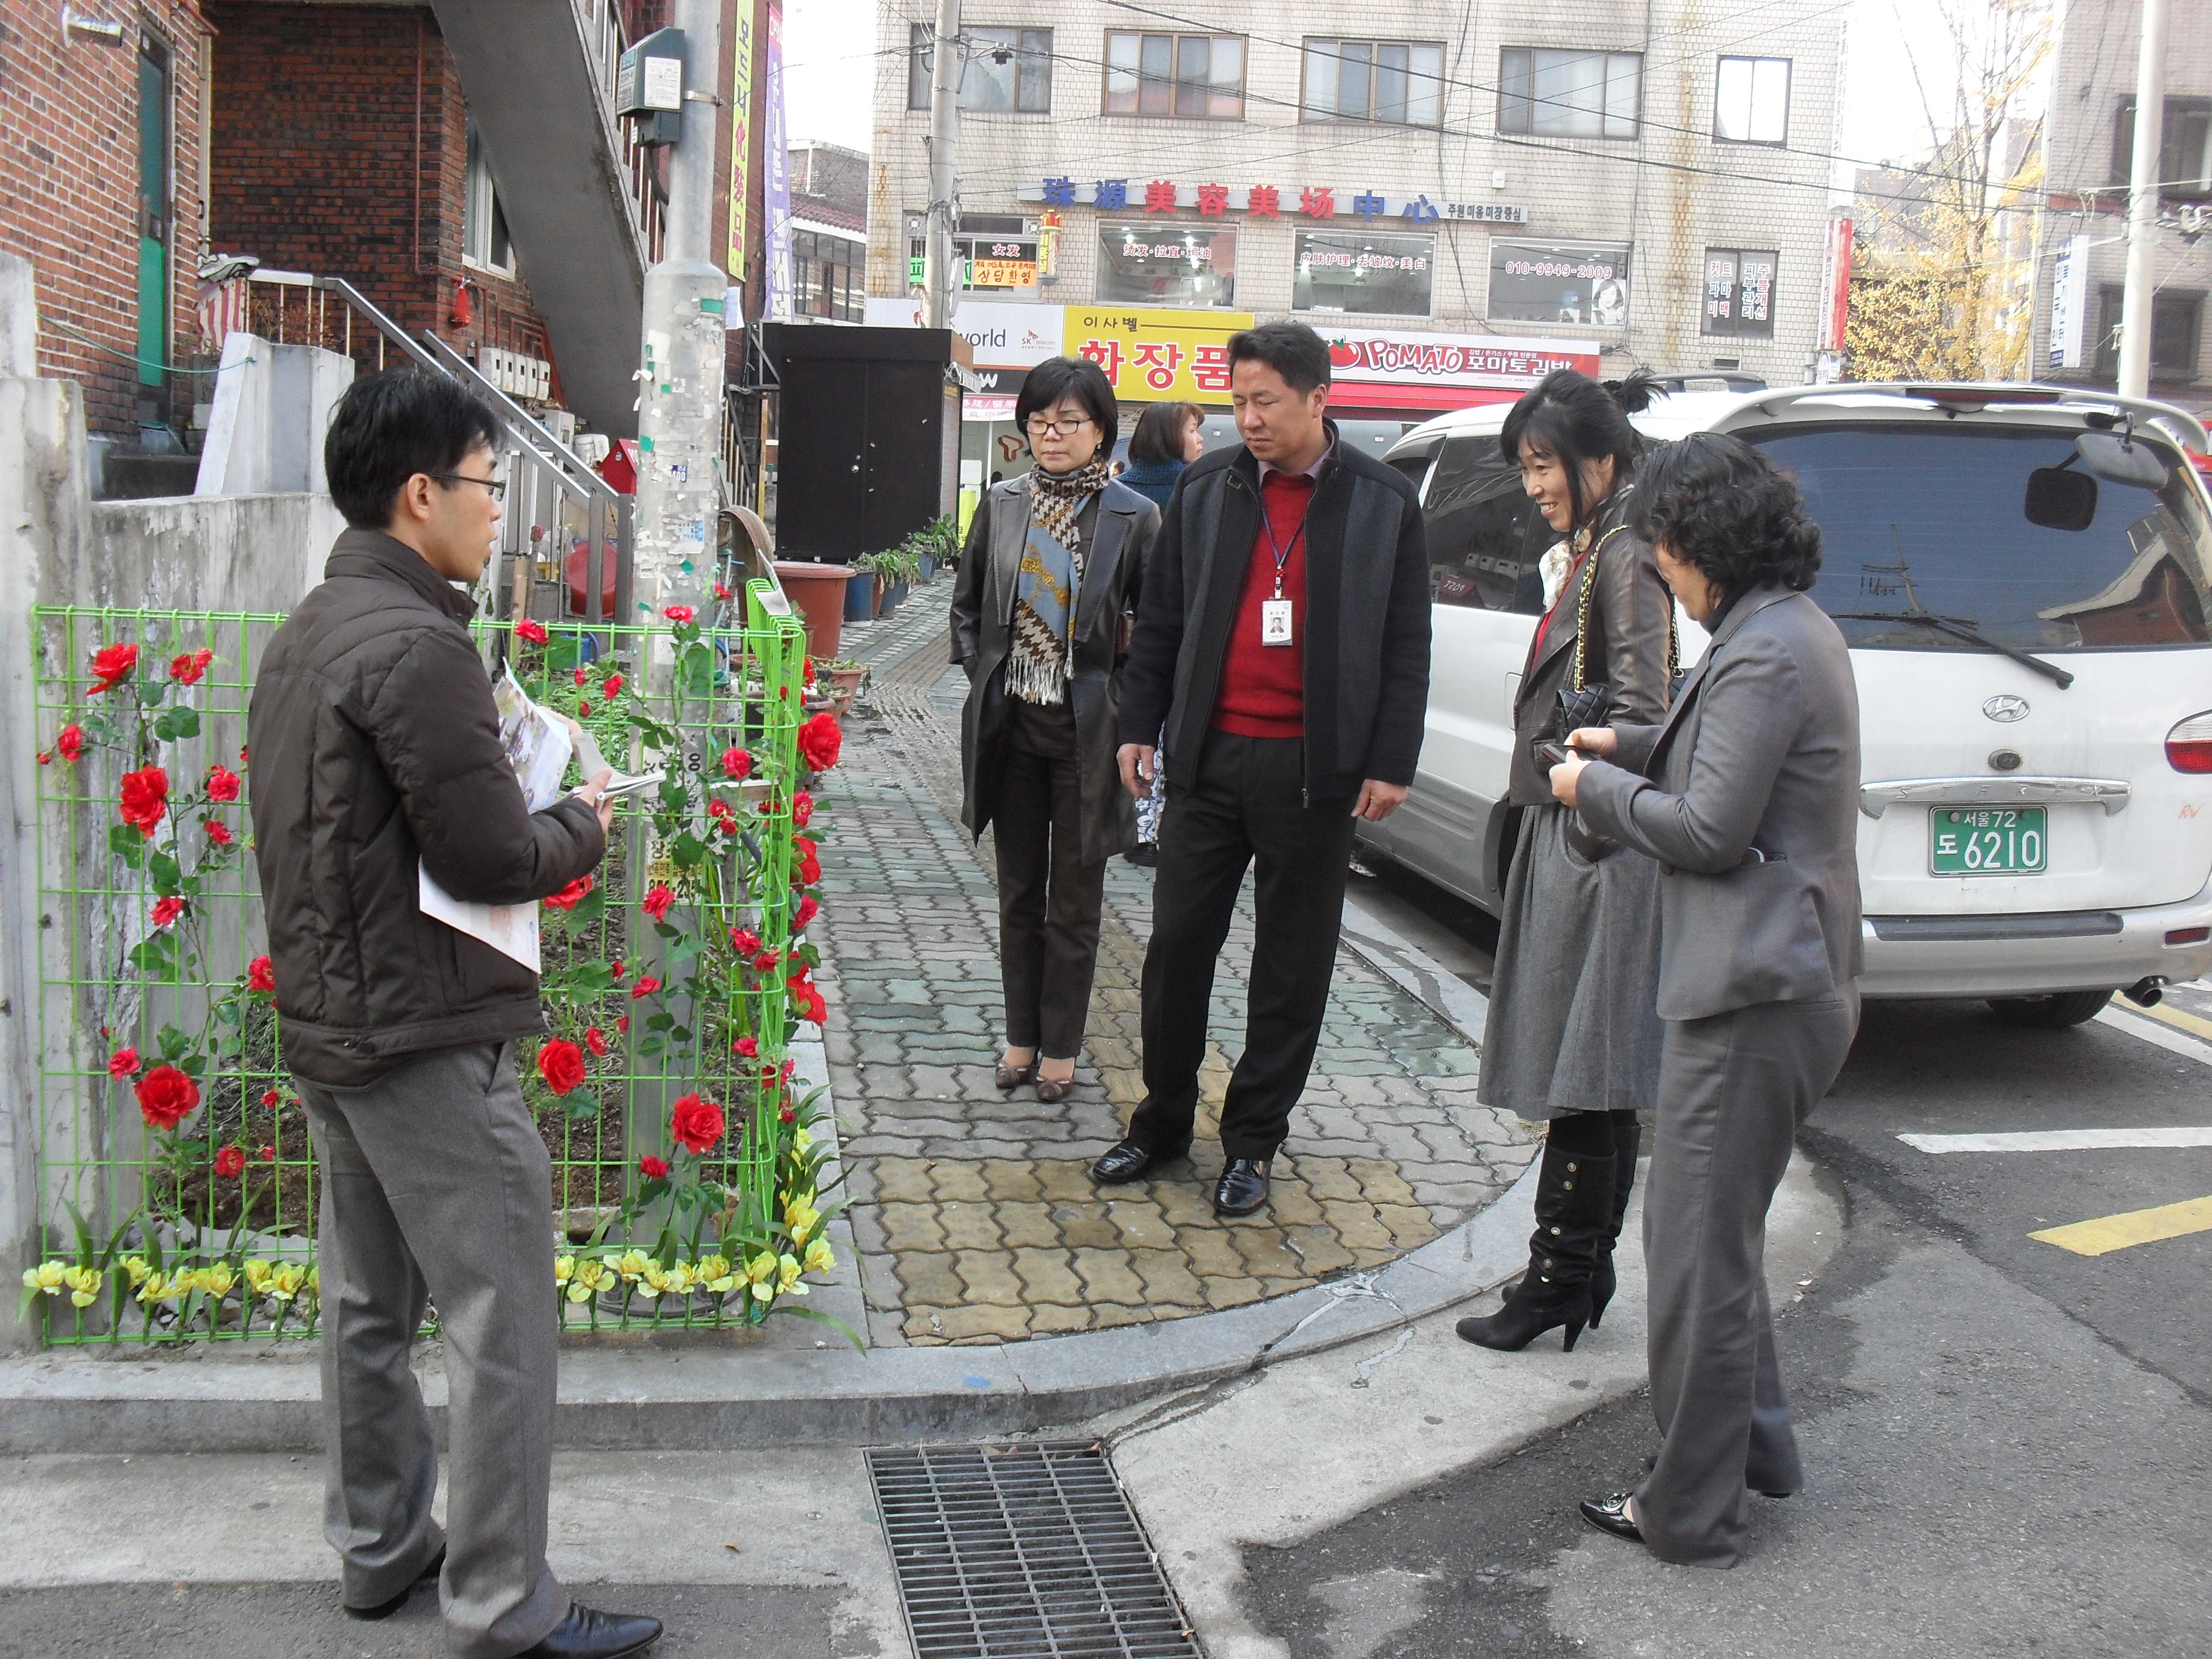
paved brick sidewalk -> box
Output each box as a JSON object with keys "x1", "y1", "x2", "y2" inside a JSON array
[{"x1": 815, "y1": 578, "x2": 1536, "y2": 1346}]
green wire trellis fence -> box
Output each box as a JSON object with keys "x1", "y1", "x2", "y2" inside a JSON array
[{"x1": 19, "y1": 583, "x2": 851, "y2": 1346}]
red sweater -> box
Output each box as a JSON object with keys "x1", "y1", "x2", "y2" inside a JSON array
[{"x1": 1212, "y1": 470, "x2": 1315, "y2": 739}]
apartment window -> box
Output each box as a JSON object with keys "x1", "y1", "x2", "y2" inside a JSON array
[
  {"x1": 1301, "y1": 39, "x2": 1444, "y2": 127},
  {"x1": 463, "y1": 123, "x2": 514, "y2": 274},
  {"x1": 908, "y1": 25, "x2": 1053, "y2": 113},
  {"x1": 1098, "y1": 223, "x2": 1238, "y2": 307},
  {"x1": 1104, "y1": 32, "x2": 1244, "y2": 119},
  {"x1": 2114, "y1": 97, "x2": 2212, "y2": 199},
  {"x1": 1293, "y1": 230, "x2": 1434, "y2": 317},
  {"x1": 793, "y1": 229, "x2": 865, "y2": 323},
  {"x1": 1702, "y1": 249, "x2": 1777, "y2": 337},
  {"x1": 1715, "y1": 56, "x2": 1790, "y2": 144},
  {"x1": 2095, "y1": 286, "x2": 2205, "y2": 379},
  {"x1": 1498, "y1": 47, "x2": 1641, "y2": 139}
]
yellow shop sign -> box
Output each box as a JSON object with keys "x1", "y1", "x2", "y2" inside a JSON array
[{"x1": 1062, "y1": 307, "x2": 1255, "y2": 404}]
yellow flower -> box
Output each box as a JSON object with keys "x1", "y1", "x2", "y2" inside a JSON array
[
  {"x1": 24, "y1": 1261, "x2": 65, "y2": 1296},
  {"x1": 554, "y1": 1255, "x2": 575, "y2": 1286},
  {"x1": 745, "y1": 1251, "x2": 778, "y2": 1302},
  {"x1": 199, "y1": 1262, "x2": 236, "y2": 1299},
  {"x1": 242, "y1": 1259, "x2": 273, "y2": 1295},
  {"x1": 784, "y1": 1204, "x2": 820, "y2": 1244},
  {"x1": 566, "y1": 1259, "x2": 611, "y2": 1304},
  {"x1": 638, "y1": 1261, "x2": 674, "y2": 1298},
  {"x1": 802, "y1": 1237, "x2": 835, "y2": 1276},
  {"x1": 776, "y1": 1253, "x2": 806, "y2": 1296},
  {"x1": 664, "y1": 1262, "x2": 697, "y2": 1295},
  {"x1": 306, "y1": 1263, "x2": 320, "y2": 1296},
  {"x1": 62, "y1": 1265, "x2": 101, "y2": 1307},
  {"x1": 136, "y1": 1272, "x2": 177, "y2": 1304},
  {"x1": 614, "y1": 1250, "x2": 652, "y2": 1283},
  {"x1": 119, "y1": 1255, "x2": 152, "y2": 1287},
  {"x1": 793, "y1": 1125, "x2": 813, "y2": 1153},
  {"x1": 696, "y1": 1253, "x2": 730, "y2": 1282},
  {"x1": 267, "y1": 1264, "x2": 307, "y2": 1302}
]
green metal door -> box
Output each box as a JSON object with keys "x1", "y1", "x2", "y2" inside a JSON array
[{"x1": 136, "y1": 39, "x2": 170, "y2": 387}]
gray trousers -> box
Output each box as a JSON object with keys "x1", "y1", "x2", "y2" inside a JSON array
[
  {"x1": 300, "y1": 1041, "x2": 568, "y2": 1657},
  {"x1": 1635, "y1": 992, "x2": 1857, "y2": 1567}
]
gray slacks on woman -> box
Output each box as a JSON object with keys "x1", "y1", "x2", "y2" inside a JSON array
[{"x1": 1636, "y1": 990, "x2": 1858, "y2": 1567}]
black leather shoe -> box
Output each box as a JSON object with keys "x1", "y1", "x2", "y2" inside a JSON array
[
  {"x1": 1578, "y1": 1492, "x2": 1643, "y2": 1543},
  {"x1": 515, "y1": 1603, "x2": 664, "y2": 1658},
  {"x1": 1213, "y1": 1157, "x2": 1270, "y2": 1216},
  {"x1": 1092, "y1": 1139, "x2": 1178, "y2": 1184},
  {"x1": 343, "y1": 1545, "x2": 444, "y2": 1620}
]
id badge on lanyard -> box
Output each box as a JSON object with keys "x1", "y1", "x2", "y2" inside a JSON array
[{"x1": 1259, "y1": 495, "x2": 1305, "y2": 648}]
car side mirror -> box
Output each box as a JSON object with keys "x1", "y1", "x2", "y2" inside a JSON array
[
  {"x1": 2076, "y1": 430, "x2": 2171, "y2": 489},
  {"x1": 2025, "y1": 465, "x2": 2097, "y2": 532}
]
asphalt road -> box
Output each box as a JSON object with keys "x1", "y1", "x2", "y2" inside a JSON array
[{"x1": 1256, "y1": 869, "x2": 2212, "y2": 1658}]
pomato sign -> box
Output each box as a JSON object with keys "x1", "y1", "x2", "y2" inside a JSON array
[{"x1": 1319, "y1": 329, "x2": 1602, "y2": 411}]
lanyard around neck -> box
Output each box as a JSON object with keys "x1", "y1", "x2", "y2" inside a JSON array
[{"x1": 1258, "y1": 477, "x2": 1313, "y2": 600}]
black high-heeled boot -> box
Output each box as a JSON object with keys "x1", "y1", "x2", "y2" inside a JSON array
[
  {"x1": 1588, "y1": 1114, "x2": 1641, "y2": 1330},
  {"x1": 1456, "y1": 1136, "x2": 1615, "y2": 1353}
]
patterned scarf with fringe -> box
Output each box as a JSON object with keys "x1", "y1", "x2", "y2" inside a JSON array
[{"x1": 1006, "y1": 457, "x2": 1112, "y2": 705}]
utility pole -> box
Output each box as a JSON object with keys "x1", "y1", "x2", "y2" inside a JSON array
[
  {"x1": 924, "y1": 0, "x2": 962, "y2": 329},
  {"x1": 634, "y1": 0, "x2": 729, "y2": 625},
  {"x1": 2119, "y1": 0, "x2": 2168, "y2": 399}
]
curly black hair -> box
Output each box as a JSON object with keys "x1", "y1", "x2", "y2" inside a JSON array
[{"x1": 1630, "y1": 431, "x2": 1823, "y2": 594}]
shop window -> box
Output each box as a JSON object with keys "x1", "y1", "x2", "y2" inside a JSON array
[
  {"x1": 1096, "y1": 222, "x2": 1237, "y2": 307},
  {"x1": 463, "y1": 123, "x2": 515, "y2": 275},
  {"x1": 909, "y1": 25, "x2": 1053, "y2": 113},
  {"x1": 1293, "y1": 230, "x2": 1433, "y2": 318},
  {"x1": 1715, "y1": 56, "x2": 1790, "y2": 144},
  {"x1": 1301, "y1": 39, "x2": 1445, "y2": 127},
  {"x1": 1488, "y1": 239, "x2": 1632, "y2": 327},
  {"x1": 1498, "y1": 47, "x2": 1641, "y2": 140},
  {"x1": 1701, "y1": 248, "x2": 1777, "y2": 338},
  {"x1": 1105, "y1": 32, "x2": 1244, "y2": 119}
]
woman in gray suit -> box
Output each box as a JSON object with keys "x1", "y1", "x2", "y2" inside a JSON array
[{"x1": 1550, "y1": 432, "x2": 1862, "y2": 1568}]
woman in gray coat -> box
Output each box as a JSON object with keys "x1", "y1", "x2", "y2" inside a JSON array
[
  {"x1": 1552, "y1": 432, "x2": 1862, "y2": 1568},
  {"x1": 1460, "y1": 368, "x2": 1674, "y2": 1355},
  {"x1": 952, "y1": 357, "x2": 1159, "y2": 1102}
]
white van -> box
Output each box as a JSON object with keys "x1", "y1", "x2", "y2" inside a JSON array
[{"x1": 1361, "y1": 383, "x2": 2212, "y2": 1026}]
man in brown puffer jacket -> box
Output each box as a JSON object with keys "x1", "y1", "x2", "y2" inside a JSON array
[{"x1": 249, "y1": 371, "x2": 659, "y2": 1659}]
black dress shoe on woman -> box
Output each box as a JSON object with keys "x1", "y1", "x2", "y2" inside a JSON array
[
  {"x1": 1092, "y1": 1139, "x2": 1176, "y2": 1184},
  {"x1": 1213, "y1": 1158, "x2": 1271, "y2": 1216},
  {"x1": 515, "y1": 1603, "x2": 664, "y2": 1658},
  {"x1": 343, "y1": 1545, "x2": 445, "y2": 1620},
  {"x1": 1578, "y1": 1492, "x2": 1643, "y2": 1543}
]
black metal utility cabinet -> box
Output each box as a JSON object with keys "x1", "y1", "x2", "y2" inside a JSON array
[{"x1": 766, "y1": 324, "x2": 956, "y2": 562}]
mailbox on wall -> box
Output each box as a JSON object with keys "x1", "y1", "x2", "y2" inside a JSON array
[{"x1": 764, "y1": 323, "x2": 957, "y2": 563}]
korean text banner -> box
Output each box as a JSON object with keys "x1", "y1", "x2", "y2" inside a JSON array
[
  {"x1": 1064, "y1": 307, "x2": 1256, "y2": 404},
  {"x1": 1316, "y1": 328, "x2": 1602, "y2": 411}
]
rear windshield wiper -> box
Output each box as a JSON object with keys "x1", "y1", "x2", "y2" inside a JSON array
[{"x1": 1828, "y1": 611, "x2": 2075, "y2": 689}]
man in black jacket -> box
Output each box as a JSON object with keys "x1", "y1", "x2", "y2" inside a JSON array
[
  {"x1": 1099, "y1": 323, "x2": 1431, "y2": 1216},
  {"x1": 249, "y1": 372, "x2": 659, "y2": 1659}
]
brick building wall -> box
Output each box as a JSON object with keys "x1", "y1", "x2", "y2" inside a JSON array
[
  {"x1": 204, "y1": 2, "x2": 553, "y2": 385},
  {"x1": 0, "y1": 0, "x2": 213, "y2": 437}
]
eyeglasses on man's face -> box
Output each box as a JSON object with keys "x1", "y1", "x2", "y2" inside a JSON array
[
  {"x1": 434, "y1": 472, "x2": 507, "y2": 501},
  {"x1": 1025, "y1": 415, "x2": 1094, "y2": 438}
]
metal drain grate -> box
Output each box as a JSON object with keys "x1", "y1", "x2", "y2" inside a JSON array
[{"x1": 866, "y1": 1441, "x2": 1202, "y2": 1659}]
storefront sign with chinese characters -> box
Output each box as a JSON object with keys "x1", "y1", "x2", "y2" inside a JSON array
[
  {"x1": 1017, "y1": 179, "x2": 1522, "y2": 226},
  {"x1": 1064, "y1": 307, "x2": 1255, "y2": 402},
  {"x1": 1319, "y1": 328, "x2": 1602, "y2": 411}
]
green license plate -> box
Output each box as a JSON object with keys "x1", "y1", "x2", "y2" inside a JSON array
[{"x1": 1931, "y1": 806, "x2": 2046, "y2": 875}]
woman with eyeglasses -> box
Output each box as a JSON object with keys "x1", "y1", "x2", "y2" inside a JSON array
[{"x1": 952, "y1": 357, "x2": 1161, "y2": 1102}]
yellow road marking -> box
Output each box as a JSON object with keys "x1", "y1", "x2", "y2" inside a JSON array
[
  {"x1": 2030, "y1": 1195, "x2": 2212, "y2": 1256},
  {"x1": 2141, "y1": 1001, "x2": 2212, "y2": 1043}
]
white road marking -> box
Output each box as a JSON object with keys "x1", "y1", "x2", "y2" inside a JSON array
[
  {"x1": 2094, "y1": 1006, "x2": 2212, "y2": 1066},
  {"x1": 1900, "y1": 1128, "x2": 2212, "y2": 1154}
]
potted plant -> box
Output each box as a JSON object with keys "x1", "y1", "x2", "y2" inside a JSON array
[{"x1": 814, "y1": 657, "x2": 867, "y2": 717}]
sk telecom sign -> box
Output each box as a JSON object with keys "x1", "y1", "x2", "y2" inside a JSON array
[{"x1": 1064, "y1": 307, "x2": 1255, "y2": 404}]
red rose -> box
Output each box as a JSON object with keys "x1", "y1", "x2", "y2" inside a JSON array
[
  {"x1": 793, "y1": 982, "x2": 828, "y2": 1025},
  {"x1": 803, "y1": 658, "x2": 818, "y2": 688},
  {"x1": 615, "y1": 1014, "x2": 629, "y2": 1033},
  {"x1": 779, "y1": 1106, "x2": 796, "y2": 1124},
  {"x1": 609, "y1": 958, "x2": 625, "y2": 980},
  {"x1": 797, "y1": 712, "x2": 842, "y2": 773},
  {"x1": 536, "y1": 1039, "x2": 586, "y2": 1096},
  {"x1": 542, "y1": 874, "x2": 594, "y2": 911},
  {"x1": 108, "y1": 1047, "x2": 141, "y2": 1079},
  {"x1": 260, "y1": 1144, "x2": 276, "y2": 1162},
  {"x1": 577, "y1": 699, "x2": 592, "y2": 717},
  {"x1": 55, "y1": 725, "x2": 84, "y2": 762},
  {"x1": 629, "y1": 976, "x2": 661, "y2": 999},
  {"x1": 204, "y1": 818, "x2": 233, "y2": 846},
  {"x1": 516, "y1": 619, "x2": 548, "y2": 644},
  {"x1": 752, "y1": 949, "x2": 779, "y2": 973},
  {"x1": 642, "y1": 883, "x2": 675, "y2": 923},
  {"x1": 638, "y1": 1153, "x2": 671, "y2": 1180},
  {"x1": 791, "y1": 789, "x2": 815, "y2": 828},
  {"x1": 734, "y1": 1035, "x2": 759, "y2": 1058},
  {"x1": 795, "y1": 835, "x2": 822, "y2": 886},
  {"x1": 119, "y1": 767, "x2": 169, "y2": 837},
  {"x1": 708, "y1": 799, "x2": 737, "y2": 836},
  {"x1": 214, "y1": 1145, "x2": 246, "y2": 1179},
  {"x1": 574, "y1": 668, "x2": 589, "y2": 686},
  {"x1": 663, "y1": 605, "x2": 695, "y2": 625},
  {"x1": 669, "y1": 1093, "x2": 725, "y2": 1153},
  {"x1": 793, "y1": 895, "x2": 819, "y2": 930},
  {"x1": 135, "y1": 1064, "x2": 200, "y2": 1131},
  {"x1": 206, "y1": 765, "x2": 241, "y2": 803},
  {"x1": 260, "y1": 1088, "x2": 281, "y2": 1108},
  {"x1": 714, "y1": 582, "x2": 733, "y2": 601},
  {"x1": 150, "y1": 896, "x2": 186, "y2": 928},
  {"x1": 602, "y1": 672, "x2": 625, "y2": 696},
  {"x1": 584, "y1": 1025, "x2": 609, "y2": 1057},
  {"x1": 169, "y1": 648, "x2": 215, "y2": 685},
  {"x1": 88, "y1": 642, "x2": 139, "y2": 694},
  {"x1": 248, "y1": 955, "x2": 276, "y2": 994},
  {"x1": 729, "y1": 927, "x2": 761, "y2": 956},
  {"x1": 720, "y1": 746, "x2": 752, "y2": 781}
]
